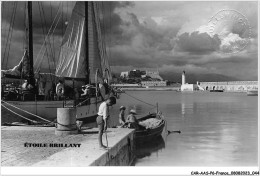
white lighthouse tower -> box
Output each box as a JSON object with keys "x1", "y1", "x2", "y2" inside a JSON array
[
  {"x1": 182, "y1": 70, "x2": 186, "y2": 85},
  {"x1": 180, "y1": 70, "x2": 199, "y2": 91}
]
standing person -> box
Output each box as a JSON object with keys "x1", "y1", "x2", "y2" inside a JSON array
[
  {"x1": 56, "y1": 80, "x2": 64, "y2": 100},
  {"x1": 81, "y1": 85, "x2": 88, "y2": 97},
  {"x1": 21, "y1": 79, "x2": 33, "y2": 91},
  {"x1": 21, "y1": 80, "x2": 28, "y2": 90},
  {"x1": 96, "y1": 96, "x2": 116, "y2": 149},
  {"x1": 119, "y1": 106, "x2": 126, "y2": 126}
]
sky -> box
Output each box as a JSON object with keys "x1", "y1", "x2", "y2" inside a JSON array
[{"x1": 1, "y1": 1, "x2": 258, "y2": 82}]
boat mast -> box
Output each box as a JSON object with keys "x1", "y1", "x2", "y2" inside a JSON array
[
  {"x1": 85, "y1": 1, "x2": 89, "y2": 84},
  {"x1": 27, "y1": 1, "x2": 34, "y2": 85}
]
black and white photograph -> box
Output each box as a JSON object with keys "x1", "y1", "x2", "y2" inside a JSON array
[{"x1": 1, "y1": 1, "x2": 259, "y2": 175}]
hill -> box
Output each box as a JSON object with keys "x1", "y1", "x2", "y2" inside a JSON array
[{"x1": 160, "y1": 72, "x2": 239, "y2": 84}]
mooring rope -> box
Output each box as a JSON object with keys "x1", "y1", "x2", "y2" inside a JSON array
[
  {"x1": 122, "y1": 92, "x2": 156, "y2": 107},
  {"x1": 1, "y1": 100, "x2": 52, "y2": 123},
  {"x1": 76, "y1": 97, "x2": 90, "y2": 107},
  {"x1": 1, "y1": 104, "x2": 37, "y2": 123}
]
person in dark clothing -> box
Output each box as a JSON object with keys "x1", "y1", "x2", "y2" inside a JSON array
[
  {"x1": 126, "y1": 109, "x2": 140, "y2": 129},
  {"x1": 119, "y1": 106, "x2": 126, "y2": 126}
]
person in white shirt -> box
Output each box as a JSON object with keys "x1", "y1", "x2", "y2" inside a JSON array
[
  {"x1": 96, "y1": 96, "x2": 116, "y2": 149},
  {"x1": 21, "y1": 80, "x2": 28, "y2": 90},
  {"x1": 21, "y1": 79, "x2": 33, "y2": 91},
  {"x1": 81, "y1": 85, "x2": 89, "y2": 97},
  {"x1": 56, "y1": 80, "x2": 64, "y2": 100}
]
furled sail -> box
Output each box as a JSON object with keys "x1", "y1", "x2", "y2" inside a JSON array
[
  {"x1": 55, "y1": 2, "x2": 111, "y2": 83},
  {"x1": 92, "y1": 2, "x2": 112, "y2": 82},
  {"x1": 1, "y1": 49, "x2": 30, "y2": 78}
]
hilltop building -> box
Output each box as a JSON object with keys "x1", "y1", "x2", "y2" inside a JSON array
[
  {"x1": 120, "y1": 72, "x2": 129, "y2": 78},
  {"x1": 145, "y1": 70, "x2": 163, "y2": 81},
  {"x1": 119, "y1": 69, "x2": 166, "y2": 87},
  {"x1": 141, "y1": 81, "x2": 167, "y2": 87},
  {"x1": 120, "y1": 69, "x2": 163, "y2": 80}
]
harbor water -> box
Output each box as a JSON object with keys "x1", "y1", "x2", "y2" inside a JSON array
[{"x1": 108, "y1": 91, "x2": 258, "y2": 166}]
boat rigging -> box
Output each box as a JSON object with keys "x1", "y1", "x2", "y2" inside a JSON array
[{"x1": 1, "y1": 1, "x2": 119, "y2": 125}]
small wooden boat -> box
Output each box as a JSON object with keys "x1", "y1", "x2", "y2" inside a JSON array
[
  {"x1": 210, "y1": 90, "x2": 224, "y2": 92},
  {"x1": 134, "y1": 113, "x2": 166, "y2": 144},
  {"x1": 247, "y1": 90, "x2": 258, "y2": 96}
]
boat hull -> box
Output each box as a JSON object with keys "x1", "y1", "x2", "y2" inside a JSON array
[
  {"x1": 1, "y1": 94, "x2": 111, "y2": 125},
  {"x1": 247, "y1": 90, "x2": 258, "y2": 96},
  {"x1": 1, "y1": 100, "x2": 64, "y2": 124},
  {"x1": 210, "y1": 90, "x2": 224, "y2": 92},
  {"x1": 134, "y1": 114, "x2": 166, "y2": 144}
]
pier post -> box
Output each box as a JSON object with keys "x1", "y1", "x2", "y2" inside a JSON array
[{"x1": 55, "y1": 108, "x2": 78, "y2": 136}]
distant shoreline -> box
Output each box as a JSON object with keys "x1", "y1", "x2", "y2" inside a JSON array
[
  {"x1": 120, "y1": 87, "x2": 250, "y2": 93},
  {"x1": 120, "y1": 87, "x2": 180, "y2": 91}
]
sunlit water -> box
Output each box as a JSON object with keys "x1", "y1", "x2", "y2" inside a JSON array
[{"x1": 107, "y1": 91, "x2": 258, "y2": 166}]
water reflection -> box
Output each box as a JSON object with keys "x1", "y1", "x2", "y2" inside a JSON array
[
  {"x1": 103, "y1": 91, "x2": 257, "y2": 166},
  {"x1": 134, "y1": 135, "x2": 165, "y2": 161}
]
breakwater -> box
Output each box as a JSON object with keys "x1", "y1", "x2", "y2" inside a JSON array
[
  {"x1": 199, "y1": 81, "x2": 258, "y2": 92},
  {"x1": 121, "y1": 87, "x2": 179, "y2": 91}
]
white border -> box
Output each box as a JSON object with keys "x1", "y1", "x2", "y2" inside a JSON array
[{"x1": 1, "y1": 0, "x2": 259, "y2": 175}]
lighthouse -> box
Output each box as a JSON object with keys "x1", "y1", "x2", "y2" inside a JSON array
[
  {"x1": 180, "y1": 70, "x2": 201, "y2": 91},
  {"x1": 182, "y1": 71, "x2": 186, "y2": 85}
]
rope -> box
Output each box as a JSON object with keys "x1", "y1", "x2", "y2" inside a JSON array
[
  {"x1": 5, "y1": 2, "x2": 17, "y2": 69},
  {"x1": 34, "y1": 12, "x2": 62, "y2": 73},
  {"x1": 76, "y1": 98, "x2": 90, "y2": 107},
  {"x1": 123, "y1": 92, "x2": 156, "y2": 107},
  {"x1": 35, "y1": 2, "x2": 58, "y2": 76},
  {"x1": 22, "y1": 2, "x2": 26, "y2": 56},
  {"x1": 1, "y1": 104, "x2": 36, "y2": 123},
  {"x1": 34, "y1": 2, "x2": 61, "y2": 69},
  {"x1": 56, "y1": 122, "x2": 76, "y2": 128},
  {"x1": 3, "y1": 2, "x2": 17, "y2": 69},
  {"x1": 38, "y1": 2, "x2": 52, "y2": 79},
  {"x1": 1, "y1": 100, "x2": 52, "y2": 123},
  {"x1": 39, "y1": 1, "x2": 56, "y2": 71}
]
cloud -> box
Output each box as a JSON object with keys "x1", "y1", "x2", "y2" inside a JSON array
[
  {"x1": 1, "y1": 1, "x2": 258, "y2": 82},
  {"x1": 175, "y1": 32, "x2": 221, "y2": 54},
  {"x1": 220, "y1": 33, "x2": 248, "y2": 53}
]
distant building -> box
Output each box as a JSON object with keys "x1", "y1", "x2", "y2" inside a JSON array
[
  {"x1": 141, "y1": 81, "x2": 167, "y2": 87},
  {"x1": 112, "y1": 83, "x2": 141, "y2": 88},
  {"x1": 120, "y1": 69, "x2": 163, "y2": 81},
  {"x1": 120, "y1": 72, "x2": 129, "y2": 78},
  {"x1": 129, "y1": 70, "x2": 142, "y2": 78},
  {"x1": 145, "y1": 70, "x2": 163, "y2": 81},
  {"x1": 181, "y1": 84, "x2": 199, "y2": 91}
]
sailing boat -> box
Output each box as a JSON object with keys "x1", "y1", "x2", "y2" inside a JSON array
[{"x1": 1, "y1": 2, "x2": 118, "y2": 125}]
